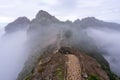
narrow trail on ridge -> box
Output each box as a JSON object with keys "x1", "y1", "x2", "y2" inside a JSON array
[{"x1": 66, "y1": 54, "x2": 81, "y2": 80}]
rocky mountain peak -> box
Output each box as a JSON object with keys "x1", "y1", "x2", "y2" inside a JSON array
[
  {"x1": 81, "y1": 17, "x2": 99, "y2": 22},
  {"x1": 36, "y1": 10, "x2": 52, "y2": 19},
  {"x1": 5, "y1": 17, "x2": 30, "y2": 33},
  {"x1": 11, "y1": 17, "x2": 30, "y2": 25},
  {"x1": 34, "y1": 10, "x2": 59, "y2": 24}
]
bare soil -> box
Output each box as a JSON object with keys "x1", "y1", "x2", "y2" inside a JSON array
[{"x1": 66, "y1": 54, "x2": 81, "y2": 80}]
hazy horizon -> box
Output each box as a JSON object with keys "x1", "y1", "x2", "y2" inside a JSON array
[{"x1": 0, "y1": 0, "x2": 120, "y2": 27}]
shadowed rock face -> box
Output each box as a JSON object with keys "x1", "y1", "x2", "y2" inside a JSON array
[
  {"x1": 73, "y1": 17, "x2": 120, "y2": 30},
  {"x1": 27, "y1": 10, "x2": 61, "y2": 36},
  {"x1": 32, "y1": 10, "x2": 60, "y2": 25},
  {"x1": 36, "y1": 10, "x2": 59, "y2": 22},
  {"x1": 5, "y1": 17, "x2": 30, "y2": 33}
]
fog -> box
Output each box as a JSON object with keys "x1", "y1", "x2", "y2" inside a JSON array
[
  {"x1": 1, "y1": 21, "x2": 120, "y2": 80},
  {"x1": 28, "y1": 23, "x2": 120, "y2": 76},
  {"x1": 87, "y1": 28, "x2": 120, "y2": 76},
  {"x1": 0, "y1": 29, "x2": 28, "y2": 80}
]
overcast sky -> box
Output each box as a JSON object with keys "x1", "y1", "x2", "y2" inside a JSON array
[{"x1": 0, "y1": 0, "x2": 120, "y2": 27}]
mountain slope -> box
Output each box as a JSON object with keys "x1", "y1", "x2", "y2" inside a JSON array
[{"x1": 20, "y1": 46, "x2": 114, "y2": 80}]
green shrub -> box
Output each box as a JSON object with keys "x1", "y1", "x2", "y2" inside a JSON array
[
  {"x1": 38, "y1": 66, "x2": 45, "y2": 73},
  {"x1": 88, "y1": 74, "x2": 100, "y2": 80},
  {"x1": 55, "y1": 64, "x2": 64, "y2": 80},
  {"x1": 55, "y1": 66, "x2": 64, "y2": 80},
  {"x1": 24, "y1": 73, "x2": 32, "y2": 80}
]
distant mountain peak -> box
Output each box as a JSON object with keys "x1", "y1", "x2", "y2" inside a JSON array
[
  {"x1": 34, "y1": 10, "x2": 59, "y2": 24},
  {"x1": 74, "y1": 19, "x2": 81, "y2": 23},
  {"x1": 81, "y1": 17, "x2": 99, "y2": 22},
  {"x1": 10, "y1": 17, "x2": 30, "y2": 25},
  {"x1": 5, "y1": 17, "x2": 30, "y2": 33},
  {"x1": 36, "y1": 10, "x2": 52, "y2": 19}
]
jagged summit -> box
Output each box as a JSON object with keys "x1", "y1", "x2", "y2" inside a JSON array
[
  {"x1": 82, "y1": 17, "x2": 97, "y2": 20},
  {"x1": 36, "y1": 10, "x2": 52, "y2": 19},
  {"x1": 8, "y1": 17, "x2": 30, "y2": 25},
  {"x1": 81, "y1": 17, "x2": 101, "y2": 23},
  {"x1": 35, "y1": 10, "x2": 59, "y2": 23},
  {"x1": 5, "y1": 17, "x2": 30, "y2": 33}
]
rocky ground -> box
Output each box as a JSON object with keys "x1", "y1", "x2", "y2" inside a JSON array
[
  {"x1": 66, "y1": 54, "x2": 81, "y2": 80},
  {"x1": 20, "y1": 46, "x2": 113, "y2": 80}
]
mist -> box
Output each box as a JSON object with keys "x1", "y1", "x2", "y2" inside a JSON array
[
  {"x1": 1, "y1": 9, "x2": 120, "y2": 79},
  {"x1": 1, "y1": 21, "x2": 120, "y2": 80},
  {"x1": 87, "y1": 28, "x2": 120, "y2": 76},
  {"x1": 0, "y1": 29, "x2": 28, "y2": 80}
]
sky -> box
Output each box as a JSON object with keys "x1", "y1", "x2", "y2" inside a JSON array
[{"x1": 0, "y1": 0, "x2": 120, "y2": 27}]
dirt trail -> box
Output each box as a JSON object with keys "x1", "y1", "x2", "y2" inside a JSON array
[{"x1": 66, "y1": 54, "x2": 81, "y2": 80}]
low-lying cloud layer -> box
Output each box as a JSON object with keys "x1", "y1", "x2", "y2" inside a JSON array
[
  {"x1": 87, "y1": 28, "x2": 120, "y2": 75},
  {"x1": 0, "y1": 30, "x2": 28, "y2": 80}
]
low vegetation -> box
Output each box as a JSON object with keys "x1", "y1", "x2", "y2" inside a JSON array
[
  {"x1": 88, "y1": 74, "x2": 100, "y2": 80},
  {"x1": 54, "y1": 64, "x2": 64, "y2": 80},
  {"x1": 24, "y1": 73, "x2": 32, "y2": 80}
]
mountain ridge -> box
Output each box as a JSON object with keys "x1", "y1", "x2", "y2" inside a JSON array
[
  {"x1": 3, "y1": 10, "x2": 120, "y2": 80},
  {"x1": 17, "y1": 45, "x2": 119, "y2": 80},
  {"x1": 4, "y1": 10, "x2": 120, "y2": 33}
]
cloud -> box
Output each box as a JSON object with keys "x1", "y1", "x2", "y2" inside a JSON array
[
  {"x1": 77, "y1": 0, "x2": 104, "y2": 8},
  {"x1": 39, "y1": 0, "x2": 59, "y2": 5},
  {"x1": 0, "y1": 0, "x2": 120, "y2": 25},
  {"x1": 87, "y1": 28, "x2": 120, "y2": 75},
  {"x1": 0, "y1": 16, "x2": 14, "y2": 23}
]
